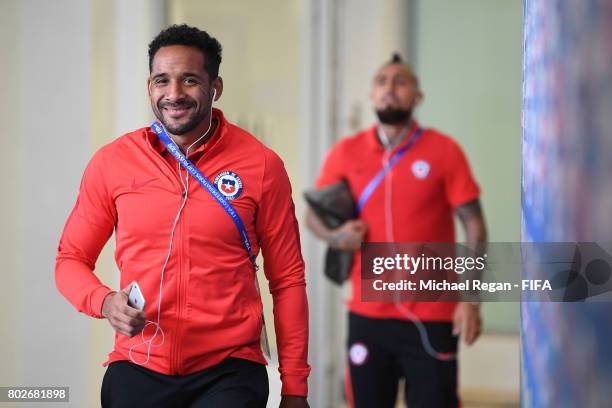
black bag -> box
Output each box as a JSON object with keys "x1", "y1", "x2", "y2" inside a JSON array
[{"x1": 304, "y1": 180, "x2": 358, "y2": 285}]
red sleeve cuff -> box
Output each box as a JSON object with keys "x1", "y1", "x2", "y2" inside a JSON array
[
  {"x1": 90, "y1": 286, "x2": 114, "y2": 319},
  {"x1": 451, "y1": 190, "x2": 480, "y2": 209},
  {"x1": 280, "y1": 374, "x2": 309, "y2": 397}
]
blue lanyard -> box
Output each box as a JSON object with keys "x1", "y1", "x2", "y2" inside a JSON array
[
  {"x1": 151, "y1": 121, "x2": 258, "y2": 269},
  {"x1": 357, "y1": 127, "x2": 424, "y2": 212}
]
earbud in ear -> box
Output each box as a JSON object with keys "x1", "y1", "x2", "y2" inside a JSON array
[{"x1": 212, "y1": 89, "x2": 217, "y2": 101}]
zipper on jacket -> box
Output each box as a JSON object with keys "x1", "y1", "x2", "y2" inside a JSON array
[
  {"x1": 173, "y1": 197, "x2": 186, "y2": 375},
  {"x1": 145, "y1": 140, "x2": 189, "y2": 374},
  {"x1": 146, "y1": 136, "x2": 215, "y2": 375},
  {"x1": 382, "y1": 148, "x2": 394, "y2": 243}
]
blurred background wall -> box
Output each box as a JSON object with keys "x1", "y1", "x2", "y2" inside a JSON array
[
  {"x1": 0, "y1": 1, "x2": 522, "y2": 407},
  {"x1": 522, "y1": 1, "x2": 612, "y2": 407},
  {"x1": 1, "y1": 2, "x2": 95, "y2": 407}
]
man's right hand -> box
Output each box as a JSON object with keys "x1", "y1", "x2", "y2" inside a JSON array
[
  {"x1": 328, "y1": 220, "x2": 368, "y2": 251},
  {"x1": 102, "y1": 285, "x2": 147, "y2": 337}
]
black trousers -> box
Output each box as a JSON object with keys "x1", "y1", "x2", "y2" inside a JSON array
[
  {"x1": 346, "y1": 312, "x2": 459, "y2": 408},
  {"x1": 101, "y1": 357, "x2": 269, "y2": 408}
]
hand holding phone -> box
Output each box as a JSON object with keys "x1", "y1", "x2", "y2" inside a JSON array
[
  {"x1": 101, "y1": 282, "x2": 146, "y2": 337},
  {"x1": 128, "y1": 282, "x2": 146, "y2": 311}
]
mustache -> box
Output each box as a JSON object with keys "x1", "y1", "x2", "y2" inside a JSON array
[{"x1": 159, "y1": 100, "x2": 196, "y2": 109}]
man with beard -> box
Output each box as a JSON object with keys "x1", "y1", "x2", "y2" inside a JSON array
[
  {"x1": 305, "y1": 54, "x2": 486, "y2": 407},
  {"x1": 56, "y1": 25, "x2": 309, "y2": 408}
]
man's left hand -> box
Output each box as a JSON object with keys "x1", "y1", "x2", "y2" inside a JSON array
[
  {"x1": 280, "y1": 396, "x2": 309, "y2": 408},
  {"x1": 452, "y1": 302, "x2": 482, "y2": 346}
]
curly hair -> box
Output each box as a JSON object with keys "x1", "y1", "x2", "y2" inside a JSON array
[{"x1": 148, "y1": 24, "x2": 222, "y2": 80}]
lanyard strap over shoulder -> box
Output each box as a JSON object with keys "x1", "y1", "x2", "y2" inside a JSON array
[
  {"x1": 357, "y1": 127, "x2": 424, "y2": 212},
  {"x1": 151, "y1": 121, "x2": 258, "y2": 269}
]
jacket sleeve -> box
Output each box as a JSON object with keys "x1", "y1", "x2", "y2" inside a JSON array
[
  {"x1": 55, "y1": 149, "x2": 116, "y2": 318},
  {"x1": 255, "y1": 149, "x2": 311, "y2": 397}
]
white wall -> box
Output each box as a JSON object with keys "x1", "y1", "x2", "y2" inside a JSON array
[
  {"x1": 1, "y1": 1, "x2": 93, "y2": 407},
  {"x1": 0, "y1": 0, "x2": 19, "y2": 391}
]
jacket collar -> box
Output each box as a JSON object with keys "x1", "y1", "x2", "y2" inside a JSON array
[{"x1": 367, "y1": 119, "x2": 421, "y2": 153}]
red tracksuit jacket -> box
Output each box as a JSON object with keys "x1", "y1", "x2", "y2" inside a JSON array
[{"x1": 55, "y1": 109, "x2": 310, "y2": 396}]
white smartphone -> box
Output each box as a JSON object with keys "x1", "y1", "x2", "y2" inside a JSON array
[{"x1": 128, "y1": 282, "x2": 146, "y2": 311}]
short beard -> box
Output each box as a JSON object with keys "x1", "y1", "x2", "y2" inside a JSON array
[
  {"x1": 155, "y1": 103, "x2": 205, "y2": 135},
  {"x1": 376, "y1": 108, "x2": 411, "y2": 125}
]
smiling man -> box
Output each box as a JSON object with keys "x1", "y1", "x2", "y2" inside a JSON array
[
  {"x1": 55, "y1": 25, "x2": 310, "y2": 408},
  {"x1": 306, "y1": 54, "x2": 487, "y2": 407}
]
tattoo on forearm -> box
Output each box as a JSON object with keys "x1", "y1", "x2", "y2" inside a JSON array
[{"x1": 456, "y1": 199, "x2": 483, "y2": 223}]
